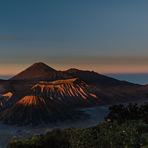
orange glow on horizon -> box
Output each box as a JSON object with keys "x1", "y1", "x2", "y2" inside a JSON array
[{"x1": 0, "y1": 63, "x2": 148, "y2": 76}]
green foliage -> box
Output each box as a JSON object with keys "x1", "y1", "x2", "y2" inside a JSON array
[
  {"x1": 7, "y1": 122, "x2": 148, "y2": 148},
  {"x1": 97, "y1": 121, "x2": 147, "y2": 148},
  {"x1": 106, "y1": 103, "x2": 148, "y2": 124},
  {"x1": 69, "y1": 128, "x2": 98, "y2": 148},
  {"x1": 68, "y1": 121, "x2": 148, "y2": 148},
  {"x1": 7, "y1": 129, "x2": 69, "y2": 148}
]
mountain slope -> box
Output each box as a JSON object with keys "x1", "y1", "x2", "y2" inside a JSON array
[
  {"x1": 0, "y1": 95, "x2": 54, "y2": 125},
  {"x1": 65, "y1": 68, "x2": 138, "y2": 87}
]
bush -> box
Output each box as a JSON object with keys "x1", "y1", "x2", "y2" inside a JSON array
[
  {"x1": 8, "y1": 129, "x2": 69, "y2": 148},
  {"x1": 7, "y1": 122, "x2": 148, "y2": 148},
  {"x1": 7, "y1": 103, "x2": 148, "y2": 148}
]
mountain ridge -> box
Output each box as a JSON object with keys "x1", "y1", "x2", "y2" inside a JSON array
[{"x1": 0, "y1": 62, "x2": 146, "y2": 125}]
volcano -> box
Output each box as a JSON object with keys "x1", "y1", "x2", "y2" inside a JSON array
[
  {"x1": 32, "y1": 78, "x2": 98, "y2": 105},
  {"x1": 10, "y1": 62, "x2": 69, "y2": 81},
  {"x1": 0, "y1": 78, "x2": 96, "y2": 125},
  {"x1": 0, "y1": 62, "x2": 146, "y2": 126}
]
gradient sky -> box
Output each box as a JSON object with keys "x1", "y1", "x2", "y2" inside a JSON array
[{"x1": 1, "y1": 0, "x2": 148, "y2": 76}]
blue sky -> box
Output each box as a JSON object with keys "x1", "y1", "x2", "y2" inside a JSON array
[{"x1": 0, "y1": 0, "x2": 148, "y2": 75}]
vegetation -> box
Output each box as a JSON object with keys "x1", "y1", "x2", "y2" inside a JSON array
[
  {"x1": 7, "y1": 103, "x2": 148, "y2": 148},
  {"x1": 105, "y1": 103, "x2": 148, "y2": 124}
]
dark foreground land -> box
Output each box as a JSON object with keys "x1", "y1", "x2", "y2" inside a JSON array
[{"x1": 7, "y1": 103, "x2": 148, "y2": 148}]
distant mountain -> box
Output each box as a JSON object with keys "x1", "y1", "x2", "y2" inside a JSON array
[
  {"x1": 10, "y1": 62, "x2": 137, "y2": 86},
  {"x1": 10, "y1": 62, "x2": 69, "y2": 81}
]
